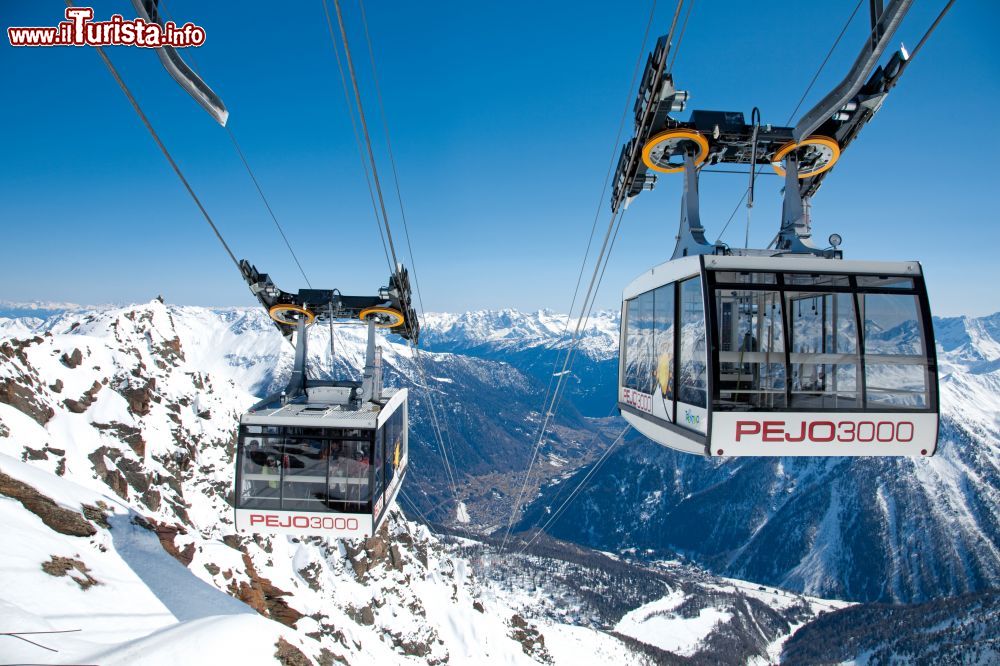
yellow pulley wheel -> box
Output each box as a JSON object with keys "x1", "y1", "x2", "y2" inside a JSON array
[
  {"x1": 268, "y1": 304, "x2": 316, "y2": 326},
  {"x1": 641, "y1": 129, "x2": 710, "y2": 174},
  {"x1": 358, "y1": 307, "x2": 405, "y2": 328},
  {"x1": 771, "y1": 136, "x2": 840, "y2": 178}
]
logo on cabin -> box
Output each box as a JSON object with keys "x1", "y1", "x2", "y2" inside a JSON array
[
  {"x1": 622, "y1": 387, "x2": 653, "y2": 414},
  {"x1": 683, "y1": 410, "x2": 701, "y2": 426}
]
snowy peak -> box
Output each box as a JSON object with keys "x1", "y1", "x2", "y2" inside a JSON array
[{"x1": 421, "y1": 309, "x2": 620, "y2": 360}]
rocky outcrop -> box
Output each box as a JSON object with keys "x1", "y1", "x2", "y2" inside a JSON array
[
  {"x1": 229, "y1": 551, "x2": 305, "y2": 629},
  {"x1": 508, "y1": 613, "x2": 550, "y2": 663},
  {"x1": 343, "y1": 523, "x2": 404, "y2": 581},
  {"x1": 41, "y1": 555, "x2": 99, "y2": 590},
  {"x1": 0, "y1": 471, "x2": 96, "y2": 537},
  {"x1": 63, "y1": 380, "x2": 101, "y2": 413},
  {"x1": 92, "y1": 421, "x2": 146, "y2": 457},
  {"x1": 274, "y1": 637, "x2": 314, "y2": 666},
  {"x1": 60, "y1": 348, "x2": 83, "y2": 368},
  {"x1": 117, "y1": 377, "x2": 156, "y2": 416}
]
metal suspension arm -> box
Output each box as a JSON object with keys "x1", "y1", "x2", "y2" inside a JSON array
[
  {"x1": 792, "y1": 0, "x2": 912, "y2": 142},
  {"x1": 129, "y1": 0, "x2": 229, "y2": 126},
  {"x1": 239, "y1": 260, "x2": 420, "y2": 344}
]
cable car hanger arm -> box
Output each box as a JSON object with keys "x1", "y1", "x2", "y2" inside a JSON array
[
  {"x1": 238, "y1": 260, "x2": 420, "y2": 344},
  {"x1": 128, "y1": 0, "x2": 229, "y2": 126}
]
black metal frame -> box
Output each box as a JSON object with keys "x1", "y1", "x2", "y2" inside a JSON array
[
  {"x1": 239, "y1": 259, "x2": 420, "y2": 344},
  {"x1": 235, "y1": 418, "x2": 407, "y2": 536},
  {"x1": 703, "y1": 268, "x2": 938, "y2": 415}
]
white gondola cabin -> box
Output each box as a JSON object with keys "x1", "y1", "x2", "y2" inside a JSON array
[
  {"x1": 610, "y1": 8, "x2": 941, "y2": 458},
  {"x1": 235, "y1": 386, "x2": 407, "y2": 538},
  {"x1": 234, "y1": 261, "x2": 419, "y2": 537},
  {"x1": 619, "y1": 255, "x2": 938, "y2": 457}
]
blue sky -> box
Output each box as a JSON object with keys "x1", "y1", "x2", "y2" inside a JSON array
[{"x1": 2, "y1": 1, "x2": 998, "y2": 316}]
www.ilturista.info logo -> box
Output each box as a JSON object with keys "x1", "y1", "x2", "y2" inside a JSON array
[{"x1": 8, "y1": 8, "x2": 206, "y2": 49}]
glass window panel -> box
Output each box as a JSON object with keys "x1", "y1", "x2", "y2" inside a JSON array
[
  {"x1": 712, "y1": 271, "x2": 777, "y2": 285},
  {"x1": 787, "y1": 291, "x2": 861, "y2": 408},
  {"x1": 860, "y1": 293, "x2": 928, "y2": 407},
  {"x1": 678, "y1": 277, "x2": 707, "y2": 409},
  {"x1": 637, "y1": 291, "x2": 656, "y2": 394},
  {"x1": 861, "y1": 294, "x2": 925, "y2": 355},
  {"x1": 326, "y1": 438, "x2": 372, "y2": 511},
  {"x1": 856, "y1": 275, "x2": 914, "y2": 290},
  {"x1": 239, "y1": 434, "x2": 282, "y2": 509},
  {"x1": 713, "y1": 286, "x2": 786, "y2": 411},
  {"x1": 653, "y1": 284, "x2": 675, "y2": 406},
  {"x1": 624, "y1": 298, "x2": 641, "y2": 392},
  {"x1": 865, "y1": 364, "x2": 929, "y2": 408},
  {"x1": 785, "y1": 273, "x2": 850, "y2": 288},
  {"x1": 280, "y1": 436, "x2": 328, "y2": 511}
]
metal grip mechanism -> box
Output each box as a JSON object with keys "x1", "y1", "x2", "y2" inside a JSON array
[{"x1": 239, "y1": 260, "x2": 420, "y2": 344}]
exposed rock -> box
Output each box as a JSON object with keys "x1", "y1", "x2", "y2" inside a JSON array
[
  {"x1": 87, "y1": 448, "x2": 131, "y2": 500},
  {"x1": 204, "y1": 562, "x2": 221, "y2": 576},
  {"x1": 143, "y1": 518, "x2": 196, "y2": 566},
  {"x1": 92, "y1": 421, "x2": 147, "y2": 457},
  {"x1": 118, "y1": 377, "x2": 156, "y2": 416},
  {"x1": 508, "y1": 613, "x2": 550, "y2": 663},
  {"x1": 60, "y1": 348, "x2": 83, "y2": 368},
  {"x1": 316, "y1": 647, "x2": 348, "y2": 666},
  {"x1": 346, "y1": 603, "x2": 376, "y2": 626},
  {"x1": 274, "y1": 637, "x2": 313, "y2": 666},
  {"x1": 22, "y1": 446, "x2": 48, "y2": 461},
  {"x1": 342, "y1": 522, "x2": 404, "y2": 581},
  {"x1": 81, "y1": 503, "x2": 111, "y2": 529},
  {"x1": 0, "y1": 472, "x2": 96, "y2": 537},
  {"x1": 0, "y1": 422, "x2": 7, "y2": 438},
  {"x1": 63, "y1": 381, "x2": 101, "y2": 413},
  {"x1": 41, "y1": 555, "x2": 99, "y2": 590},
  {"x1": 473, "y1": 600, "x2": 485, "y2": 613},
  {"x1": 0, "y1": 376, "x2": 54, "y2": 425},
  {"x1": 298, "y1": 562, "x2": 323, "y2": 592},
  {"x1": 229, "y1": 552, "x2": 305, "y2": 628},
  {"x1": 49, "y1": 379, "x2": 63, "y2": 393}
]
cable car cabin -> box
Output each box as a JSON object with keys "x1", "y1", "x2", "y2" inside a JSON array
[
  {"x1": 235, "y1": 386, "x2": 408, "y2": 538},
  {"x1": 233, "y1": 261, "x2": 419, "y2": 538},
  {"x1": 619, "y1": 255, "x2": 938, "y2": 457}
]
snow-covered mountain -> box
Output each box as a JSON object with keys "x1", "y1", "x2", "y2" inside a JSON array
[
  {"x1": 514, "y1": 310, "x2": 1000, "y2": 605},
  {"x1": 2, "y1": 300, "x2": 869, "y2": 664},
  {"x1": 0, "y1": 301, "x2": 1000, "y2": 664},
  {"x1": 421, "y1": 309, "x2": 621, "y2": 417}
]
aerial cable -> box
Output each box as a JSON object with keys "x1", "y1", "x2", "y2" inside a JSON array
[
  {"x1": 785, "y1": 0, "x2": 865, "y2": 126},
  {"x1": 517, "y1": 424, "x2": 631, "y2": 555},
  {"x1": 499, "y1": 0, "x2": 668, "y2": 554},
  {"x1": 81, "y1": 34, "x2": 241, "y2": 273},
  {"x1": 411, "y1": 347, "x2": 459, "y2": 502},
  {"x1": 514, "y1": 403, "x2": 619, "y2": 539},
  {"x1": 549, "y1": 207, "x2": 627, "y2": 421},
  {"x1": 323, "y1": 0, "x2": 401, "y2": 269},
  {"x1": 900, "y1": 0, "x2": 956, "y2": 73},
  {"x1": 515, "y1": 0, "x2": 657, "y2": 532},
  {"x1": 354, "y1": 0, "x2": 428, "y2": 317},
  {"x1": 744, "y1": 106, "x2": 761, "y2": 249},
  {"x1": 399, "y1": 487, "x2": 439, "y2": 537},
  {"x1": 718, "y1": 0, "x2": 865, "y2": 246},
  {"x1": 666, "y1": 0, "x2": 695, "y2": 72},
  {"x1": 154, "y1": 0, "x2": 313, "y2": 287},
  {"x1": 499, "y1": 206, "x2": 626, "y2": 553},
  {"x1": 350, "y1": 0, "x2": 463, "y2": 520},
  {"x1": 319, "y1": 0, "x2": 460, "y2": 520},
  {"x1": 225, "y1": 128, "x2": 312, "y2": 287},
  {"x1": 320, "y1": 0, "x2": 394, "y2": 273}
]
